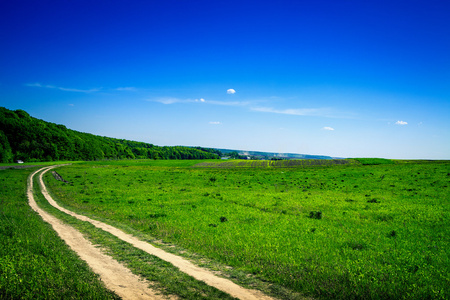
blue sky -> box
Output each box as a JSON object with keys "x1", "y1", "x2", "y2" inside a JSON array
[{"x1": 1, "y1": 0, "x2": 449, "y2": 159}]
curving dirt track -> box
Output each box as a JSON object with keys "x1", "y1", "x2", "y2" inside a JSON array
[
  {"x1": 30, "y1": 166, "x2": 274, "y2": 300},
  {"x1": 28, "y1": 167, "x2": 163, "y2": 299}
]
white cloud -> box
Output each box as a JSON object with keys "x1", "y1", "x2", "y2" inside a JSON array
[
  {"x1": 227, "y1": 89, "x2": 236, "y2": 94},
  {"x1": 25, "y1": 82, "x2": 100, "y2": 93},
  {"x1": 395, "y1": 120, "x2": 408, "y2": 125},
  {"x1": 116, "y1": 87, "x2": 137, "y2": 91},
  {"x1": 152, "y1": 97, "x2": 252, "y2": 108},
  {"x1": 58, "y1": 86, "x2": 100, "y2": 93},
  {"x1": 251, "y1": 106, "x2": 323, "y2": 116},
  {"x1": 68, "y1": 104, "x2": 74, "y2": 107},
  {"x1": 153, "y1": 97, "x2": 208, "y2": 105},
  {"x1": 209, "y1": 121, "x2": 221, "y2": 125},
  {"x1": 323, "y1": 127, "x2": 335, "y2": 131},
  {"x1": 26, "y1": 83, "x2": 139, "y2": 93},
  {"x1": 250, "y1": 106, "x2": 355, "y2": 119},
  {"x1": 154, "y1": 97, "x2": 186, "y2": 104},
  {"x1": 25, "y1": 83, "x2": 43, "y2": 88},
  {"x1": 207, "y1": 100, "x2": 249, "y2": 106}
]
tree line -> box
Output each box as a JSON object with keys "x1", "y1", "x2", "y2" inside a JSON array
[{"x1": 0, "y1": 107, "x2": 220, "y2": 163}]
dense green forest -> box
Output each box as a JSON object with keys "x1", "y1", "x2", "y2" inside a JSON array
[{"x1": 0, "y1": 107, "x2": 219, "y2": 163}]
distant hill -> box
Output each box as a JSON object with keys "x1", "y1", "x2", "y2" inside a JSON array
[
  {"x1": 215, "y1": 148, "x2": 336, "y2": 160},
  {"x1": 0, "y1": 107, "x2": 219, "y2": 163}
]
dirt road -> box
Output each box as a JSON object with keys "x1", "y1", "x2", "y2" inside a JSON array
[
  {"x1": 30, "y1": 166, "x2": 274, "y2": 300},
  {"x1": 28, "y1": 167, "x2": 163, "y2": 299}
]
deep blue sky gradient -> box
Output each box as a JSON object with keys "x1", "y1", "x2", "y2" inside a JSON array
[{"x1": 1, "y1": 0, "x2": 449, "y2": 158}]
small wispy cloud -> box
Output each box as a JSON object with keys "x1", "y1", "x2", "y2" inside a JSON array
[
  {"x1": 25, "y1": 83, "x2": 100, "y2": 93},
  {"x1": 154, "y1": 97, "x2": 184, "y2": 104},
  {"x1": 151, "y1": 97, "x2": 249, "y2": 107},
  {"x1": 250, "y1": 105, "x2": 356, "y2": 119},
  {"x1": 323, "y1": 126, "x2": 335, "y2": 131},
  {"x1": 227, "y1": 89, "x2": 236, "y2": 94},
  {"x1": 152, "y1": 97, "x2": 207, "y2": 105},
  {"x1": 207, "y1": 100, "x2": 249, "y2": 106},
  {"x1": 395, "y1": 120, "x2": 408, "y2": 125},
  {"x1": 150, "y1": 96, "x2": 350, "y2": 120},
  {"x1": 209, "y1": 121, "x2": 221, "y2": 125},
  {"x1": 25, "y1": 83, "x2": 43, "y2": 88},
  {"x1": 68, "y1": 104, "x2": 74, "y2": 107},
  {"x1": 116, "y1": 87, "x2": 137, "y2": 91},
  {"x1": 251, "y1": 106, "x2": 324, "y2": 116}
]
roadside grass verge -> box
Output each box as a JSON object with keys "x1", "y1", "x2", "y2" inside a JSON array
[
  {"x1": 0, "y1": 167, "x2": 119, "y2": 299},
  {"x1": 35, "y1": 169, "x2": 242, "y2": 300},
  {"x1": 45, "y1": 161, "x2": 450, "y2": 299}
]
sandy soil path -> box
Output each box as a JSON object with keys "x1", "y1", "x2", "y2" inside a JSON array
[
  {"x1": 37, "y1": 166, "x2": 274, "y2": 300},
  {"x1": 28, "y1": 167, "x2": 165, "y2": 300}
]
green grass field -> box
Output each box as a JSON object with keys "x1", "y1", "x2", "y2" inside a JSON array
[
  {"x1": 43, "y1": 159, "x2": 449, "y2": 299},
  {"x1": 0, "y1": 166, "x2": 120, "y2": 299}
]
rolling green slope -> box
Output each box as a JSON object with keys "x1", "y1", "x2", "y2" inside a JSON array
[{"x1": 0, "y1": 107, "x2": 219, "y2": 162}]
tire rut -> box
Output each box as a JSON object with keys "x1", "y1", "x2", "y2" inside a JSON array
[
  {"x1": 28, "y1": 167, "x2": 164, "y2": 300},
  {"x1": 36, "y1": 166, "x2": 274, "y2": 300}
]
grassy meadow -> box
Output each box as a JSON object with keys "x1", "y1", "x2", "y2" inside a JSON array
[
  {"x1": 42, "y1": 159, "x2": 449, "y2": 299},
  {"x1": 0, "y1": 166, "x2": 120, "y2": 299}
]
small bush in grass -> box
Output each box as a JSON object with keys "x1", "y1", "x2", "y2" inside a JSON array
[
  {"x1": 346, "y1": 241, "x2": 367, "y2": 250},
  {"x1": 388, "y1": 230, "x2": 397, "y2": 238},
  {"x1": 308, "y1": 211, "x2": 322, "y2": 219}
]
